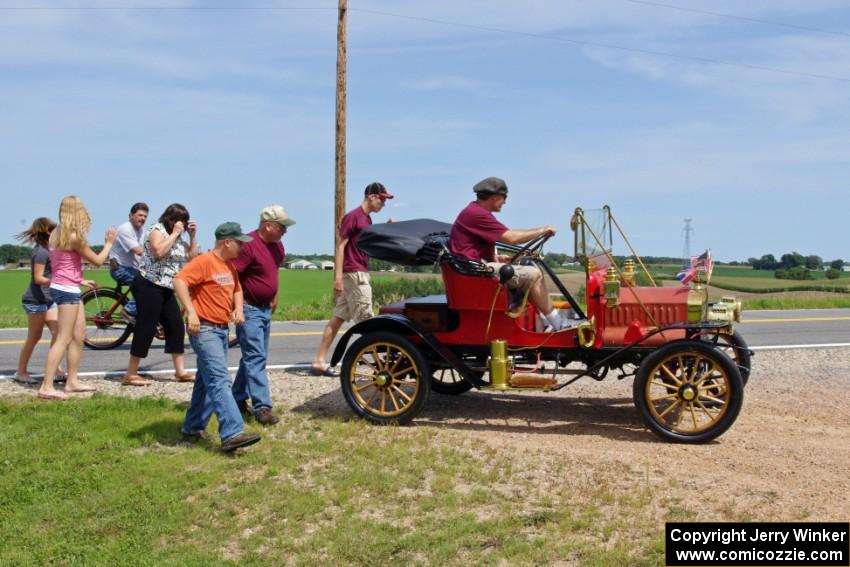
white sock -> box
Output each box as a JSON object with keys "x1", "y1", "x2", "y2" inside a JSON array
[{"x1": 545, "y1": 309, "x2": 561, "y2": 328}]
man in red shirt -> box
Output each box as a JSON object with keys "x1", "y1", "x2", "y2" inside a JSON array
[
  {"x1": 231, "y1": 205, "x2": 294, "y2": 425},
  {"x1": 311, "y1": 182, "x2": 394, "y2": 375},
  {"x1": 450, "y1": 177, "x2": 578, "y2": 331}
]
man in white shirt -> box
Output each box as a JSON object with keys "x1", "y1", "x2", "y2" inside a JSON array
[{"x1": 108, "y1": 202, "x2": 149, "y2": 321}]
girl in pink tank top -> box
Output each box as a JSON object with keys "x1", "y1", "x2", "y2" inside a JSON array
[{"x1": 39, "y1": 196, "x2": 117, "y2": 401}]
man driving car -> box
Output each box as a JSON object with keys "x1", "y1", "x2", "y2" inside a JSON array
[{"x1": 449, "y1": 176, "x2": 578, "y2": 331}]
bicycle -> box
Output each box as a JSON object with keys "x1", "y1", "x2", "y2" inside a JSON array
[{"x1": 82, "y1": 281, "x2": 239, "y2": 350}]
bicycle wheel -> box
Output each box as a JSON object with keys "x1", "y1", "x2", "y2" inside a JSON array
[{"x1": 82, "y1": 287, "x2": 133, "y2": 350}]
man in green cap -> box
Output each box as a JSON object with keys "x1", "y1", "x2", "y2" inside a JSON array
[{"x1": 175, "y1": 222, "x2": 261, "y2": 452}]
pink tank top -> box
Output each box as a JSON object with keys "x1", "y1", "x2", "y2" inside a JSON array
[{"x1": 49, "y1": 247, "x2": 83, "y2": 290}]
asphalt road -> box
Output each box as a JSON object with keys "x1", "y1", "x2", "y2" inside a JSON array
[{"x1": 1, "y1": 309, "x2": 848, "y2": 378}]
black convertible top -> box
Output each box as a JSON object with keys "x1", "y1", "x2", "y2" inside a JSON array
[{"x1": 357, "y1": 218, "x2": 452, "y2": 266}]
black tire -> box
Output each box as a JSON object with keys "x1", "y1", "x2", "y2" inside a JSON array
[
  {"x1": 82, "y1": 288, "x2": 133, "y2": 350},
  {"x1": 633, "y1": 341, "x2": 743, "y2": 443},
  {"x1": 340, "y1": 332, "x2": 430, "y2": 425},
  {"x1": 701, "y1": 330, "x2": 751, "y2": 385}
]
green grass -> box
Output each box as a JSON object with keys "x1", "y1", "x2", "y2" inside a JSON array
[{"x1": 0, "y1": 396, "x2": 665, "y2": 566}]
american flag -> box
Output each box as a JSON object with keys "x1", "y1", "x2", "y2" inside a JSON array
[{"x1": 676, "y1": 250, "x2": 713, "y2": 285}]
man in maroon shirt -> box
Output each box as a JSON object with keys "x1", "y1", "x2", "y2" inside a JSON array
[
  {"x1": 311, "y1": 183, "x2": 394, "y2": 375},
  {"x1": 231, "y1": 204, "x2": 294, "y2": 424},
  {"x1": 451, "y1": 177, "x2": 578, "y2": 331}
]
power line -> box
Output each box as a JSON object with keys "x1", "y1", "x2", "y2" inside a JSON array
[
  {"x1": 350, "y1": 7, "x2": 850, "y2": 83},
  {"x1": 622, "y1": 0, "x2": 850, "y2": 39},
  {"x1": 2, "y1": 4, "x2": 849, "y2": 83}
]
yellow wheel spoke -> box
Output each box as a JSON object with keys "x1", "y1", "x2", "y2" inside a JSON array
[
  {"x1": 391, "y1": 365, "x2": 414, "y2": 379},
  {"x1": 695, "y1": 399, "x2": 719, "y2": 419},
  {"x1": 660, "y1": 365, "x2": 682, "y2": 385},
  {"x1": 388, "y1": 389, "x2": 400, "y2": 412},
  {"x1": 689, "y1": 403, "x2": 698, "y2": 429},
  {"x1": 380, "y1": 390, "x2": 387, "y2": 413},
  {"x1": 364, "y1": 387, "x2": 379, "y2": 407},
  {"x1": 699, "y1": 394, "x2": 725, "y2": 405},
  {"x1": 673, "y1": 404, "x2": 686, "y2": 429},
  {"x1": 651, "y1": 379, "x2": 678, "y2": 391},
  {"x1": 657, "y1": 399, "x2": 682, "y2": 419},
  {"x1": 354, "y1": 381, "x2": 376, "y2": 393},
  {"x1": 693, "y1": 363, "x2": 719, "y2": 387},
  {"x1": 685, "y1": 355, "x2": 699, "y2": 383},
  {"x1": 391, "y1": 385, "x2": 412, "y2": 402},
  {"x1": 650, "y1": 392, "x2": 679, "y2": 402},
  {"x1": 370, "y1": 348, "x2": 385, "y2": 371}
]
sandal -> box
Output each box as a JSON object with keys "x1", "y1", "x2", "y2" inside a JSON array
[
  {"x1": 37, "y1": 390, "x2": 69, "y2": 401},
  {"x1": 309, "y1": 365, "x2": 337, "y2": 377},
  {"x1": 122, "y1": 375, "x2": 152, "y2": 387},
  {"x1": 13, "y1": 373, "x2": 41, "y2": 385},
  {"x1": 175, "y1": 373, "x2": 195, "y2": 383}
]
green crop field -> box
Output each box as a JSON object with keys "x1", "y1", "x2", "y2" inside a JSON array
[{"x1": 0, "y1": 269, "x2": 442, "y2": 328}]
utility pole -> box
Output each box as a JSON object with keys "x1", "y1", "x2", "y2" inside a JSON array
[
  {"x1": 334, "y1": 0, "x2": 347, "y2": 249},
  {"x1": 682, "y1": 218, "x2": 693, "y2": 267}
]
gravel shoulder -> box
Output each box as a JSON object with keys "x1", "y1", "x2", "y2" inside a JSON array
[{"x1": 2, "y1": 348, "x2": 848, "y2": 521}]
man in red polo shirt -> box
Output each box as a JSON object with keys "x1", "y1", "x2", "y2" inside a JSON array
[
  {"x1": 231, "y1": 205, "x2": 294, "y2": 425},
  {"x1": 451, "y1": 176, "x2": 578, "y2": 331},
  {"x1": 311, "y1": 182, "x2": 394, "y2": 375}
]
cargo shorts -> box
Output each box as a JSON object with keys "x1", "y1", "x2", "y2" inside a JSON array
[
  {"x1": 332, "y1": 272, "x2": 374, "y2": 323},
  {"x1": 485, "y1": 263, "x2": 542, "y2": 291}
]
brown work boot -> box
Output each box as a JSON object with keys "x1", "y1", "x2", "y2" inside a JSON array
[
  {"x1": 254, "y1": 407, "x2": 280, "y2": 426},
  {"x1": 220, "y1": 432, "x2": 261, "y2": 453},
  {"x1": 236, "y1": 399, "x2": 251, "y2": 416}
]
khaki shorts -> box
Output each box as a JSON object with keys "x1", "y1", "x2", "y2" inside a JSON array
[
  {"x1": 486, "y1": 263, "x2": 542, "y2": 291},
  {"x1": 332, "y1": 272, "x2": 374, "y2": 322}
]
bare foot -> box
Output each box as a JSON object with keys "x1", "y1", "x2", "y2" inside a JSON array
[
  {"x1": 37, "y1": 389, "x2": 69, "y2": 401},
  {"x1": 65, "y1": 384, "x2": 97, "y2": 393}
]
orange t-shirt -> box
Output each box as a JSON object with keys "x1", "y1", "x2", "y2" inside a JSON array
[{"x1": 175, "y1": 252, "x2": 241, "y2": 324}]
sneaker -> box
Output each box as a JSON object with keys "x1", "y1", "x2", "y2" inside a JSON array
[
  {"x1": 220, "y1": 432, "x2": 261, "y2": 453},
  {"x1": 556, "y1": 316, "x2": 584, "y2": 331},
  {"x1": 254, "y1": 407, "x2": 280, "y2": 426}
]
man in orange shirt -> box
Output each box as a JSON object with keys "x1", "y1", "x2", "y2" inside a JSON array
[{"x1": 174, "y1": 222, "x2": 260, "y2": 453}]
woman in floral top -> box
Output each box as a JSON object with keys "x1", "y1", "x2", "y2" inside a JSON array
[{"x1": 122, "y1": 203, "x2": 199, "y2": 386}]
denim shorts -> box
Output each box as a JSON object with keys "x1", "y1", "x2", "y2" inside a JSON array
[
  {"x1": 22, "y1": 302, "x2": 57, "y2": 314},
  {"x1": 51, "y1": 289, "x2": 82, "y2": 305}
]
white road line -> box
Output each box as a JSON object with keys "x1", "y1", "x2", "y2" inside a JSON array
[{"x1": 749, "y1": 343, "x2": 850, "y2": 351}]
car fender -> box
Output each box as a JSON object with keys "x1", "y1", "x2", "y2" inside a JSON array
[{"x1": 330, "y1": 314, "x2": 487, "y2": 388}]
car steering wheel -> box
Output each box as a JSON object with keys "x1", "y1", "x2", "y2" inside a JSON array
[
  {"x1": 497, "y1": 231, "x2": 553, "y2": 284},
  {"x1": 506, "y1": 231, "x2": 553, "y2": 265}
]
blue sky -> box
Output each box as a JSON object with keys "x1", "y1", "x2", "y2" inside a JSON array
[{"x1": 2, "y1": 1, "x2": 849, "y2": 261}]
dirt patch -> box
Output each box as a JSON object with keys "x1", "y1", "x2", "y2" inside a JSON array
[{"x1": 3, "y1": 348, "x2": 848, "y2": 521}]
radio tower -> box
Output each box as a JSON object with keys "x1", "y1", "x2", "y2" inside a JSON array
[{"x1": 682, "y1": 218, "x2": 693, "y2": 268}]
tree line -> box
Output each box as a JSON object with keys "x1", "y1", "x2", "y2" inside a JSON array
[{"x1": 749, "y1": 253, "x2": 845, "y2": 280}]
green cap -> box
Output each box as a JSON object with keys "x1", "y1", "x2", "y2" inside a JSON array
[{"x1": 214, "y1": 222, "x2": 252, "y2": 242}]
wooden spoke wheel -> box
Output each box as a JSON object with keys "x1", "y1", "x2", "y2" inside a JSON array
[
  {"x1": 634, "y1": 341, "x2": 743, "y2": 443},
  {"x1": 701, "y1": 330, "x2": 751, "y2": 385},
  {"x1": 430, "y1": 367, "x2": 486, "y2": 395},
  {"x1": 340, "y1": 332, "x2": 430, "y2": 424}
]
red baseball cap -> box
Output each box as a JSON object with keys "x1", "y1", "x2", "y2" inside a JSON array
[{"x1": 365, "y1": 182, "x2": 394, "y2": 200}]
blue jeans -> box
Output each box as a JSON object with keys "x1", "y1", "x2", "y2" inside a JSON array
[
  {"x1": 110, "y1": 266, "x2": 139, "y2": 316},
  {"x1": 233, "y1": 304, "x2": 272, "y2": 412},
  {"x1": 182, "y1": 325, "x2": 244, "y2": 442}
]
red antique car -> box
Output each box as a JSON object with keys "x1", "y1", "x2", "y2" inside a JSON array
[{"x1": 330, "y1": 207, "x2": 750, "y2": 443}]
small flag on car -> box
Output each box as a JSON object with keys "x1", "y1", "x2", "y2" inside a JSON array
[{"x1": 677, "y1": 249, "x2": 713, "y2": 285}]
